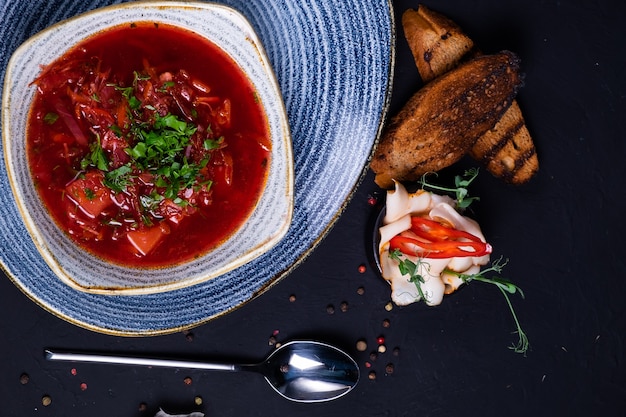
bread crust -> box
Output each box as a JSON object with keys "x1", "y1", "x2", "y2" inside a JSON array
[
  {"x1": 371, "y1": 52, "x2": 523, "y2": 189},
  {"x1": 400, "y1": 5, "x2": 538, "y2": 184},
  {"x1": 402, "y1": 6, "x2": 476, "y2": 83}
]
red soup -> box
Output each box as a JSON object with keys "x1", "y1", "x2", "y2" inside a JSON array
[{"x1": 27, "y1": 22, "x2": 271, "y2": 267}]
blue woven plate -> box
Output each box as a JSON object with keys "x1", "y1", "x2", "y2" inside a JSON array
[{"x1": 0, "y1": 0, "x2": 394, "y2": 335}]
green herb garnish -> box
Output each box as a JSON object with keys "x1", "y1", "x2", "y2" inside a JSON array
[
  {"x1": 43, "y1": 112, "x2": 59, "y2": 125},
  {"x1": 445, "y1": 257, "x2": 530, "y2": 355},
  {"x1": 419, "y1": 167, "x2": 480, "y2": 209},
  {"x1": 81, "y1": 134, "x2": 109, "y2": 171},
  {"x1": 104, "y1": 164, "x2": 132, "y2": 193},
  {"x1": 389, "y1": 248, "x2": 429, "y2": 302}
]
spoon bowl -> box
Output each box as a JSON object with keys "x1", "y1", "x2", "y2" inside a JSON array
[{"x1": 45, "y1": 340, "x2": 359, "y2": 403}]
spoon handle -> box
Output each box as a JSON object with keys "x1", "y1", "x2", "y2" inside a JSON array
[{"x1": 45, "y1": 349, "x2": 237, "y2": 371}]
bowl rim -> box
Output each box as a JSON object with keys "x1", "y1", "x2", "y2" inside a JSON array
[{"x1": 2, "y1": 0, "x2": 294, "y2": 296}]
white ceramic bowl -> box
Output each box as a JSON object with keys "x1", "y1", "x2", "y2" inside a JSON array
[{"x1": 2, "y1": 1, "x2": 294, "y2": 295}]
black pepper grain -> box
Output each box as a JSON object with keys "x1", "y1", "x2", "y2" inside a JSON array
[
  {"x1": 385, "y1": 363, "x2": 395, "y2": 374},
  {"x1": 19, "y1": 373, "x2": 29, "y2": 385}
]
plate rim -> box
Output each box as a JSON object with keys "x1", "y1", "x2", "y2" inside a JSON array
[
  {"x1": 2, "y1": 0, "x2": 295, "y2": 296},
  {"x1": 0, "y1": 0, "x2": 396, "y2": 336}
]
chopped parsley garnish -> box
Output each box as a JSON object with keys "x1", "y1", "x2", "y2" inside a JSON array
[
  {"x1": 43, "y1": 112, "x2": 59, "y2": 125},
  {"x1": 81, "y1": 134, "x2": 109, "y2": 171},
  {"x1": 83, "y1": 188, "x2": 96, "y2": 200},
  {"x1": 103, "y1": 164, "x2": 132, "y2": 193},
  {"x1": 80, "y1": 78, "x2": 213, "y2": 207}
]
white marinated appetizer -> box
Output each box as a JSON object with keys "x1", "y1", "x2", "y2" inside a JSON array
[{"x1": 377, "y1": 170, "x2": 529, "y2": 354}]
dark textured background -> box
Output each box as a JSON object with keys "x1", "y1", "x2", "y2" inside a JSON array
[{"x1": 2, "y1": 0, "x2": 625, "y2": 416}]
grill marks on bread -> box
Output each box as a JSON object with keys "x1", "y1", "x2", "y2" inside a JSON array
[
  {"x1": 399, "y1": 5, "x2": 539, "y2": 184},
  {"x1": 371, "y1": 52, "x2": 523, "y2": 189}
]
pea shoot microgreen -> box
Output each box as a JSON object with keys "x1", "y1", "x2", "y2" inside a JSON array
[
  {"x1": 389, "y1": 248, "x2": 429, "y2": 302},
  {"x1": 445, "y1": 257, "x2": 530, "y2": 355},
  {"x1": 419, "y1": 167, "x2": 480, "y2": 209}
]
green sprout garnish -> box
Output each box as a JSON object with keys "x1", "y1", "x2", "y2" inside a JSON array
[
  {"x1": 445, "y1": 256, "x2": 530, "y2": 355},
  {"x1": 389, "y1": 248, "x2": 429, "y2": 302},
  {"x1": 419, "y1": 167, "x2": 480, "y2": 209}
]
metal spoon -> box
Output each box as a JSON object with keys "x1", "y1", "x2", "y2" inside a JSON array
[{"x1": 45, "y1": 340, "x2": 359, "y2": 403}]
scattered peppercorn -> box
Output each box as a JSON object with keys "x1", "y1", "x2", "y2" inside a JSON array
[
  {"x1": 288, "y1": 294, "x2": 297, "y2": 302},
  {"x1": 184, "y1": 377, "x2": 192, "y2": 385},
  {"x1": 185, "y1": 332, "x2": 195, "y2": 342},
  {"x1": 393, "y1": 347, "x2": 400, "y2": 356},
  {"x1": 369, "y1": 352, "x2": 378, "y2": 361},
  {"x1": 19, "y1": 373, "x2": 29, "y2": 385},
  {"x1": 385, "y1": 363, "x2": 395, "y2": 374},
  {"x1": 357, "y1": 286, "x2": 365, "y2": 295},
  {"x1": 138, "y1": 402, "x2": 147, "y2": 412},
  {"x1": 356, "y1": 339, "x2": 368, "y2": 352},
  {"x1": 340, "y1": 301, "x2": 349, "y2": 312},
  {"x1": 368, "y1": 371, "x2": 377, "y2": 380},
  {"x1": 365, "y1": 361, "x2": 372, "y2": 368},
  {"x1": 326, "y1": 304, "x2": 335, "y2": 314},
  {"x1": 382, "y1": 319, "x2": 391, "y2": 328},
  {"x1": 70, "y1": 368, "x2": 78, "y2": 376},
  {"x1": 80, "y1": 382, "x2": 88, "y2": 391},
  {"x1": 268, "y1": 336, "x2": 277, "y2": 346}
]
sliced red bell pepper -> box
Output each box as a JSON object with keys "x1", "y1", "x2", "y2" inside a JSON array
[
  {"x1": 390, "y1": 216, "x2": 492, "y2": 259},
  {"x1": 411, "y1": 217, "x2": 483, "y2": 243}
]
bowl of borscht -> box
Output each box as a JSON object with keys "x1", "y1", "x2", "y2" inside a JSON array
[{"x1": 2, "y1": 2, "x2": 294, "y2": 294}]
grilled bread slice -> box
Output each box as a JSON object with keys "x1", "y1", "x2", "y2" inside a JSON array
[
  {"x1": 402, "y1": 6, "x2": 476, "y2": 83},
  {"x1": 371, "y1": 52, "x2": 523, "y2": 189},
  {"x1": 402, "y1": 5, "x2": 538, "y2": 184},
  {"x1": 468, "y1": 100, "x2": 537, "y2": 183}
]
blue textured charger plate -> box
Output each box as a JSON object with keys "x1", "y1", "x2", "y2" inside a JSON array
[{"x1": 0, "y1": 0, "x2": 394, "y2": 335}]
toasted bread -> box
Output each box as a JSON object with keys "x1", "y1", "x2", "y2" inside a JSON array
[
  {"x1": 402, "y1": 6, "x2": 476, "y2": 83},
  {"x1": 371, "y1": 52, "x2": 523, "y2": 189},
  {"x1": 469, "y1": 101, "x2": 538, "y2": 184},
  {"x1": 402, "y1": 5, "x2": 538, "y2": 184}
]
